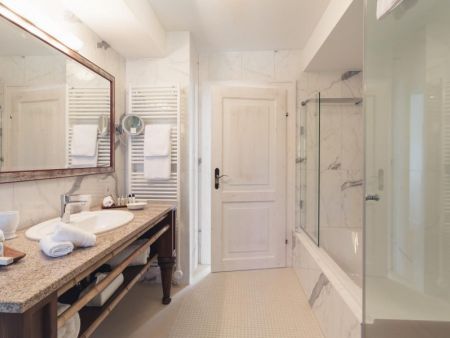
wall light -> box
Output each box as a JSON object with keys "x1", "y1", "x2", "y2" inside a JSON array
[{"x1": 0, "y1": 0, "x2": 84, "y2": 51}]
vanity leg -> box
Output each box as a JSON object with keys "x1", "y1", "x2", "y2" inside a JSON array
[
  {"x1": 157, "y1": 210, "x2": 176, "y2": 305},
  {"x1": 158, "y1": 256, "x2": 176, "y2": 304}
]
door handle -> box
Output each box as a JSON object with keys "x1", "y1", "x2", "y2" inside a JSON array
[
  {"x1": 365, "y1": 194, "x2": 380, "y2": 201},
  {"x1": 214, "y1": 168, "x2": 228, "y2": 190}
]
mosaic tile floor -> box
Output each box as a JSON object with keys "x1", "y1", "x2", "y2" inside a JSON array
[{"x1": 93, "y1": 268, "x2": 324, "y2": 338}]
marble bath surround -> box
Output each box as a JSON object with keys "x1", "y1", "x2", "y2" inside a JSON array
[{"x1": 293, "y1": 231, "x2": 362, "y2": 338}]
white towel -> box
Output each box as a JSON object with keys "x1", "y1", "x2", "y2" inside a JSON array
[
  {"x1": 57, "y1": 303, "x2": 80, "y2": 338},
  {"x1": 144, "y1": 124, "x2": 171, "y2": 156},
  {"x1": 40, "y1": 236, "x2": 74, "y2": 258},
  {"x1": 71, "y1": 146, "x2": 98, "y2": 168},
  {"x1": 144, "y1": 156, "x2": 171, "y2": 180},
  {"x1": 376, "y1": 0, "x2": 404, "y2": 19},
  {"x1": 71, "y1": 125, "x2": 98, "y2": 156},
  {"x1": 107, "y1": 239, "x2": 149, "y2": 268},
  {"x1": 79, "y1": 272, "x2": 124, "y2": 307},
  {"x1": 102, "y1": 196, "x2": 115, "y2": 208},
  {"x1": 52, "y1": 222, "x2": 96, "y2": 248}
]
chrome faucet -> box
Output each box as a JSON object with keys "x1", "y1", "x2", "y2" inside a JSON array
[{"x1": 60, "y1": 194, "x2": 89, "y2": 223}]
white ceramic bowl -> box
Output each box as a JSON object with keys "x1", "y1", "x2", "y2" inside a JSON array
[{"x1": 0, "y1": 211, "x2": 19, "y2": 240}]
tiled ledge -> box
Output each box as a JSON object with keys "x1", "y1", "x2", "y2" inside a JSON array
[{"x1": 293, "y1": 231, "x2": 362, "y2": 338}]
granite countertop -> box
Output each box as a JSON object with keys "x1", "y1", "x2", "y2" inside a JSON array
[{"x1": 0, "y1": 202, "x2": 175, "y2": 314}]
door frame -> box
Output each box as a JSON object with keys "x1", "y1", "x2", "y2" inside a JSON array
[{"x1": 207, "y1": 81, "x2": 296, "y2": 270}]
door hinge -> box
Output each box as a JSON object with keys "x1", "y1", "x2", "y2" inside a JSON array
[
  {"x1": 285, "y1": 239, "x2": 288, "y2": 245},
  {"x1": 285, "y1": 112, "x2": 289, "y2": 117}
]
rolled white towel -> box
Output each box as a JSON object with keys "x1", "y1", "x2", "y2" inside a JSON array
[
  {"x1": 53, "y1": 223, "x2": 96, "y2": 248},
  {"x1": 0, "y1": 229, "x2": 4, "y2": 242},
  {"x1": 40, "y1": 236, "x2": 74, "y2": 258},
  {"x1": 102, "y1": 195, "x2": 114, "y2": 208},
  {"x1": 57, "y1": 303, "x2": 80, "y2": 338}
]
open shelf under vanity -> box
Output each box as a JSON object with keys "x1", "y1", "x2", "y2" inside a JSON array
[
  {"x1": 78, "y1": 252, "x2": 158, "y2": 337},
  {"x1": 55, "y1": 213, "x2": 174, "y2": 338}
]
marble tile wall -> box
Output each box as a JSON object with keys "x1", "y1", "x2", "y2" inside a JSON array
[
  {"x1": 298, "y1": 72, "x2": 364, "y2": 286},
  {"x1": 0, "y1": 11, "x2": 126, "y2": 230},
  {"x1": 126, "y1": 31, "x2": 196, "y2": 284}
]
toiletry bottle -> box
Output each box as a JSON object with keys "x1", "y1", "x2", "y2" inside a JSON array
[
  {"x1": 128, "y1": 194, "x2": 132, "y2": 204},
  {"x1": 132, "y1": 193, "x2": 136, "y2": 203},
  {"x1": 0, "y1": 232, "x2": 4, "y2": 257}
]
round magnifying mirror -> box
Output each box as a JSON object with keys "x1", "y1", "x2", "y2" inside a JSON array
[{"x1": 122, "y1": 115, "x2": 145, "y2": 136}]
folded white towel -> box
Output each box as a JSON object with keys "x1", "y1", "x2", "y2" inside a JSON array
[
  {"x1": 71, "y1": 149, "x2": 98, "y2": 168},
  {"x1": 40, "y1": 236, "x2": 74, "y2": 258},
  {"x1": 72, "y1": 124, "x2": 98, "y2": 156},
  {"x1": 79, "y1": 272, "x2": 124, "y2": 307},
  {"x1": 376, "y1": 0, "x2": 404, "y2": 19},
  {"x1": 0, "y1": 230, "x2": 4, "y2": 242},
  {"x1": 53, "y1": 223, "x2": 96, "y2": 248},
  {"x1": 57, "y1": 303, "x2": 80, "y2": 338},
  {"x1": 144, "y1": 156, "x2": 171, "y2": 180},
  {"x1": 144, "y1": 124, "x2": 171, "y2": 157},
  {"x1": 107, "y1": 239, "x2": 149, "y2": 268}
]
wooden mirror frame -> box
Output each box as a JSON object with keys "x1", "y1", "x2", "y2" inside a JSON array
[{"x1": 0, "y1": 4, "x2": 115, "y2": 184}]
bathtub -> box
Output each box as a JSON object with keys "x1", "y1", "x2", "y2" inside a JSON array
[{"x1": 293, "y1": 231, "x2": 362, "y2": 338}]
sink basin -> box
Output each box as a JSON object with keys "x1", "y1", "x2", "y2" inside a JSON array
[{"x1": 25, "y1": 210, "x2": 135, "y2": 241}]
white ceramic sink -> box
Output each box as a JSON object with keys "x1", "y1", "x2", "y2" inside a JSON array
[{"x1": 25, "y1": 210, "x2": 135, "y2": 241}]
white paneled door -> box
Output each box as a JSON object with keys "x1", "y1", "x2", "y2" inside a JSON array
[{"x1": 212, "y1": 86, "x2": 287, "y2": 272}]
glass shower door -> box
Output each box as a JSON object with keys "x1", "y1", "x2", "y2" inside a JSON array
[
  {"x1": 300, "y1": 92, "x2": 320, "y2": 245},
  {"x1": 364, "y1": 0, "x2": 450, "y2": 336}
]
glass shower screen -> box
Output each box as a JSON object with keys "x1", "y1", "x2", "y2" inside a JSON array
[{"x1": 364, "y1": 0, "x2": 450, "y2": 336}]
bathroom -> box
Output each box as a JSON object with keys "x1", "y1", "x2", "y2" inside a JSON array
[{"x1": 0, "y1": 0, "x2": 448, "y2": 337}]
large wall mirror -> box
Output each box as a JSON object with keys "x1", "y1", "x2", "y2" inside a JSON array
[{"x1": 0, "y1": 4, "x2": 114, "y2": 183}]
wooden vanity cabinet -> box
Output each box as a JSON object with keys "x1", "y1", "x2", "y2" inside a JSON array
[{"x1": 0, "y1": 208, "x2": 176, "y2": 338}]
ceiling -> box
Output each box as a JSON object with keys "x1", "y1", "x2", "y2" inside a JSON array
[
  {"x1": 147, "y1": 0, "x2": 332, "y2": 51},
  {"x1": 306, "y1": 0, "x2": 363, "y2": 71}
]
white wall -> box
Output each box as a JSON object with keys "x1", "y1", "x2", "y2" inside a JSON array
[
  {"x1": 0, "y1": 5, "x2": 126, "y2": 229},
  {"x1": 126, "y1": 31, "x2": 195, "y2": 284}
]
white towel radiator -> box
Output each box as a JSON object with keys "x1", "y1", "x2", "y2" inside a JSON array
[{"x1": 126, "y1": 85, "x2": 180, "y2": 202}]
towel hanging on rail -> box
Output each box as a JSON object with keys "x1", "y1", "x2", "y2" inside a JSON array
[
  {"x1": 71, "y1": 124, "x2": 98, "y2": 156},
  {"x1": 71, "y1": 124, "x2": 99, "y2": 168},
  {"x1": 144, "y1": 124, "x2": 172, "y2": 180}
]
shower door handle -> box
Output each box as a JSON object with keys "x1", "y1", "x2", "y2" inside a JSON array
[{"x1": 365, "y1": 194, "x2": 380, "y2": 201}]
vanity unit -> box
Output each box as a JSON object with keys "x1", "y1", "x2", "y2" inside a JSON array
[{"x1": 0, "y1": 203, "x2": 176, "y2": 338}]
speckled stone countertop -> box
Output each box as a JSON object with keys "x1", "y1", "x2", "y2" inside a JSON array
[{"x1": 0, "y1": 202, "x2": 174, "y2": 313}]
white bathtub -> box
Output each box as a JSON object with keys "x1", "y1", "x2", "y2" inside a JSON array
[{"x1": 293, "y1": 231, "x2": 362, "y2": 338}]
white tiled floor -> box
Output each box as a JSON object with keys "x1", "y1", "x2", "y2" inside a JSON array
[{"x1": 92, "y1": 268, "x2": 324, "y2": 338}]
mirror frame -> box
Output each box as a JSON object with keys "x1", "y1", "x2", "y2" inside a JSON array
[{"x1": 0, "y1": 3, "x2": 115, "y2": 184}]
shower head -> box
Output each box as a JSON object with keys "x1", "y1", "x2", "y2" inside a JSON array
[{"x1": 341, "y1": 70, "x2": 361, "y2": 81}]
